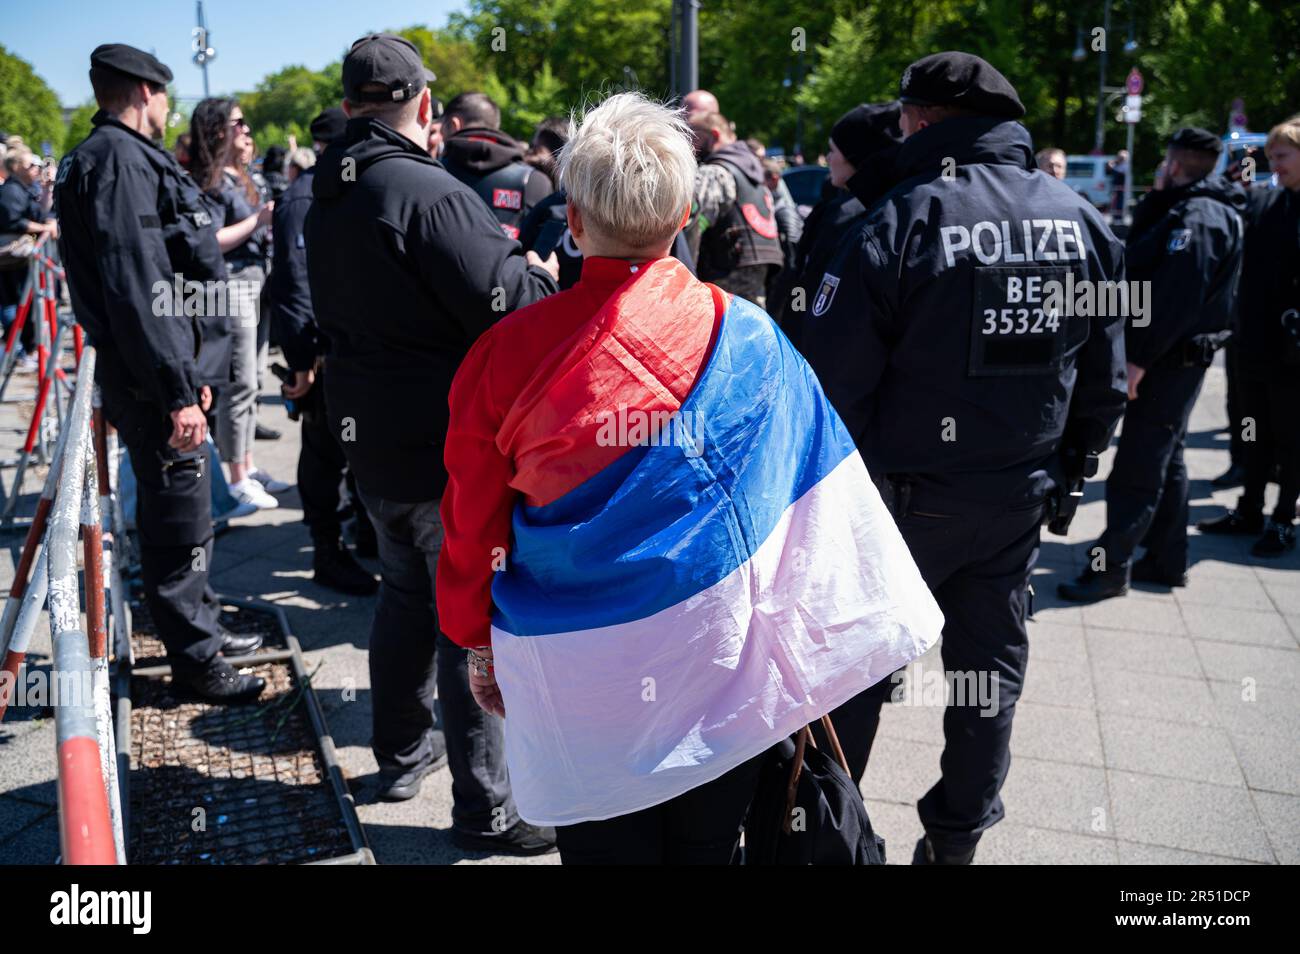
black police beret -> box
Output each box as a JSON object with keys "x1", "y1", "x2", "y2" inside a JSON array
[
  {"x1": 1168, "y1": 126, "x2": 1222, "y2": 155},
  {"x1": 831, "y1": 102, "x2": 903, "y2": 169},
  {"x1": 342, "y1": 34, "x2": 428, "y2": 104},
  {"x1": 89, "y1": 43, "x2": 173, "y2": 86},
  {"x1": 899, "y1": 51, "x2": 1024, "y2": 120},
  {"x1": 309, "y1": 107, "x2": 348, "y2": 145}
]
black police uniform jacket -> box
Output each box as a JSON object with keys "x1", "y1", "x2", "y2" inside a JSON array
[
  {"x1": 1123, "y1": 174, "x2": 1245, "y2": 370},
  {"x1": 265, "y1": 165, "x2": 321, "y2": 372},
  {"x1": 1235, "y1": 186, "x2": 1300, "y2": 377},
  {"x1": 800, "y1": 116, "x2": 1127, "y2": 504},
  {"x1": 55, "y1": 112, "x2": 226, "y2": 432},
  {"x1": 773, "y1": 147, "x2": 900, "y2": 347},
  {"x1": 304, "y1": 117, "x2": 558, "y2": 503}
]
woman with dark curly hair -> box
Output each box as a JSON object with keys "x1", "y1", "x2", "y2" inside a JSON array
[{"x1": 188, "y1": 97, "x2": 284, "y2": 510}]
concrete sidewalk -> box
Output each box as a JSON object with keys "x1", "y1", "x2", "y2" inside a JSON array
[{"x1": 1, "y1": 355, "x2": 1295, "y2": 864}]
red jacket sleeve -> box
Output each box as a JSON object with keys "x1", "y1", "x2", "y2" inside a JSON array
[{"x1": 437, "y1": 329, "x2": 518, "y2": 648}]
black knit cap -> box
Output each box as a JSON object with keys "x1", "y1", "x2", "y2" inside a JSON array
[
  {"x1": 830, "y1": 102, "x2": 903, "y2": 169},
  {"x1": 342, "y1": 33, "x2": 428, "y2": 104},
  {"x1": 899, "y1": 51, "x2": 1024, "y2": 120},
  {"x1": 1168, "y1": 126, "x2": 1222, "y2": 155},
  {"x1": 309, "y1": 107, "x2": 347, "y2": 145},
  {"x1": 89, "y1": 43, "x2": 173, "y2": 86}
]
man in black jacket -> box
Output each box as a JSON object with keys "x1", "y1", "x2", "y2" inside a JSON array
[
  {"x1": 305, "y1": 34, "x2": 558, "y2": 853},
  {"x1": 266, "y1": 108, "x2": 376, "y2": 595},
  {"x1": 439, "y1": 92, "x2": 552, "y2": 240},
  {"x1": 56, "y1": 44, "x2": 264, "y2": 702},
  {"x1": 1061, "y1": 129, "x2": 1246, "y2": 601},
  {"x1": 1198, "y1": 117, "x2": 1300, "y2": 556},
  {"x1": 800, "y1": 53, "x2": 1127, "y2": 864}
]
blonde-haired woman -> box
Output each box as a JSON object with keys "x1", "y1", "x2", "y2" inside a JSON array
[{"x1": 436, "y1": 92, "x2": 942, "y2": 864}]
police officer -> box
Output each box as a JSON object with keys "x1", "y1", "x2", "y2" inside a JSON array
[
  {"x1": 439, "y1": 92, "x2": 553, "y2": 240},
  {"x1": 688, "y1": 111, "x2": 785, "y2": 306},
  {"x1": 1060, "y1": 128, "x2": 1245, "y2": 601},
  {"x1": 265, "y1": 108, "x2": 377, "y2": 595},
  {"x1": 800, "y1": 52, "x2": 1127, "y2": 864},
  {"x1": 56, "y1": 44, "x2": 264, "y2": 701},
  {"x1": 773, "y1": 101, "x2": 903, "y2": 348}
]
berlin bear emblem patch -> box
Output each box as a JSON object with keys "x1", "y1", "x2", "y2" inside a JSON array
[
  {"x1": 812, "y1": 273, "x2": 841, "y2": 316},
  {"x1": 1167, "y1": 228, "x2": 1192, "y2": 252}
]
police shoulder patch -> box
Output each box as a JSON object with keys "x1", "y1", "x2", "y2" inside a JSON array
[
  {"x1": 1167, "y1": 228, "x2": 1192, "y2": 252},
  {"x1": 812, "y1": 273, "x2": 841, "y2": 317}
]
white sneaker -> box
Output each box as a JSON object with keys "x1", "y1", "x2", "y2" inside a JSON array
[
  {"x1": 249, "y1": 468, "x2": 292, "y2": 494},
  {"x1": 230, "y1": 477, "x2": 279, "y2": 510}
]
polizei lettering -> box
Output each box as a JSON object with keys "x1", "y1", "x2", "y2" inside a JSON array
[{"x1": 940, "y1": 219, "x2": 1087, "y2": 268}]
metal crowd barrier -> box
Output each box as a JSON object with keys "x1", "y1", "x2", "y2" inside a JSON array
[{"x1": 0, "y1": 324, "x2": 125, "y2": 862}]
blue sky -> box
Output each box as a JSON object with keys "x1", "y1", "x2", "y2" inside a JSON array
[{"x1": 4, "y1": 0, "x2": 464, "y2": 105}]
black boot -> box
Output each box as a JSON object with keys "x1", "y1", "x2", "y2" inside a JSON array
[
  {"x1": 1251, "y1": 521, "x2": 1297, "y2": 558},
  {"x1": 912, "y1": 835, "x2": 976, "y2": 865},
  {"x1": 219, "y1": 626, "x2": 264, "y2": 656},
  {"x1": 1197, "y1": 509, "x2": 1265, "y2": 535},
  {"x1": 313, "y1": 537, "x2": 379, "y2": 595},
  {"x1": 178, "y1": 658, "x2": 265, "y2": 703},
  {"x1": 1057, "y1": 564, "x2": 1129, "y2": 603}
]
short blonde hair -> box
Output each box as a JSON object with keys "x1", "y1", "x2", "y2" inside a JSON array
[
  {"x1": 558, "y1": 92, "x2": 696, "y2": 249},
  {"x1": 1266, "y1": 114, "x2": 1300, "y2": 152}
]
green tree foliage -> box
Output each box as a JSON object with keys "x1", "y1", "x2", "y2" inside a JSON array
[
  {"x1": 20, "y1": 0, "x2": 1297, "y2": 174},
  {"x1": 0, "y1": 44, "x2": 65, "y2": 156}
]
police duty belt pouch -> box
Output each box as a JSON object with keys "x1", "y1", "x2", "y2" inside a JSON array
[
  {"x1": 968, "y1": 265, "x2": 1088, "y2": 377},
  {"x1": 745, "y1": 713, "x2": 886, "y2": 865},
  {"x1": 0, "y1": 232, "x2": 38, "y2": 270}
]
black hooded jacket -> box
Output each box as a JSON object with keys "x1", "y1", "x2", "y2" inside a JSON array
[
  {"x1": 304, "y1": 117, "x2": 557, "y2": 503},
  {"x1": 440, "y1": 126, "x2": 553, "y2": 235},
  {"x1": 1123, "y1": 173, "x2": 1246, "y2": 369},
  {"x1": 773, "y1": 145, "x2": 900, "y2": 345},
  {"x1": 800, "y1": 117, "x2": 1127, "y2": 504}
]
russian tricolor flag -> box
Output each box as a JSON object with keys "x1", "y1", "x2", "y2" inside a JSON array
[{"x1": 490, "y1": 287, "x2": 943, "y2": 826}]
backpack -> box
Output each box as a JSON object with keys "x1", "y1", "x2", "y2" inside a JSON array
[{"x1": 745, "y1": 714, "x2": 887, "y2": 865}]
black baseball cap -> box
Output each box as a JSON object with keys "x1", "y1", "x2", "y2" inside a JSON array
[
  {"x1": 899, "y1": 51, "x2": 1024, "y2": 120},
  {"x1": 1168, "y1": 127, "x2": 1222, "y2": 155},
  {"x1": 90, "y1": 43, "x2": 173, "y2": 86},
  {"x1": 342, "y1": 34, "x2": 432, "y2": 104}
]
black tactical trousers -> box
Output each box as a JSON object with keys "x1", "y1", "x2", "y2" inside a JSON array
[
  {"x1": 1237, "y1": 370, "x2": 1300, "y2": 524},
  {"x1": 124, "y1": 434, "x2": 224, "y2": 676},
  {"x1": 1099, "y1": 361, "x2": 1206, "y2": 573},
  {"x1": 359, "y1": 490, "x2": 516, "y2": 836},
  {"x1": 297, "y1": 372, "x2": 366, "y2": 542},
  {"x1": 828, "y1": 488, "x2": 1042, "y2": 853}
]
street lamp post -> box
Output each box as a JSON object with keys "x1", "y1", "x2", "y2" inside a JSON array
[{"x1": 192, "y1": 1, "x2": 216, "y2": 99}]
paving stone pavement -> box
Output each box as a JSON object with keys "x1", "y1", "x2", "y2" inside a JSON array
[{"x1": 1, "y1": 353, "x2": 1295, "y2": 864}]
